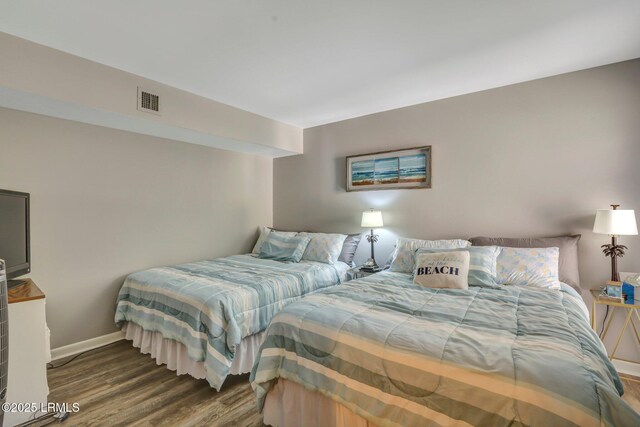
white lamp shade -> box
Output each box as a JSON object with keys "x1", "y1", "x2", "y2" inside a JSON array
[
  {"x1": 361, "y1": 210, "x2": 383, "y2": 228},
  {"x1": 593, "y1": 209, "x2": 638, "y2": 235}
]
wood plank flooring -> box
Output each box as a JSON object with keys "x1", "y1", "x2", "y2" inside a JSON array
[
  {"x1": 37, "y1": 340, "x2": 640, "y2": 426},
  {"x1": 44, "y1": 340, "x2": 263, "y2": 426}
]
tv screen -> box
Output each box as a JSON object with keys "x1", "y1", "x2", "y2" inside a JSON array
[{"x1": 0, "y1": 189, "x2": 30, "y2": 280}]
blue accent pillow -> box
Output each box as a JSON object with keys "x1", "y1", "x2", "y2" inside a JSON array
[
  {"x1": 259, "y1": 233, "x2": 311, "y2": 263},
  {"x1": 414, "y1": 246, "x2": 500, "y2": 288}
]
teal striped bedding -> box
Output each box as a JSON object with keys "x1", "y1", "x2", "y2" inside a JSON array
[
  {"x1": 251, "y1": 271, "x2": 640, "y2": 426},
  {"x1": 114, "y1": 254, "x2": 344, "y2": 390}
]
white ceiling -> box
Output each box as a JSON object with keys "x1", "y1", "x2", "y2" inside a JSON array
[{"x1": 1, "y1": 0, "x2": 639, "y2": 128}]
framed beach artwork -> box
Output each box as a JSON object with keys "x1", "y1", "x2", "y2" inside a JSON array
[{"x1": 346, "y1": 146, "x2": 431, "y2": 192}]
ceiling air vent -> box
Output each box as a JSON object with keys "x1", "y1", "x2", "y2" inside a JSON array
[{"x1": 137, "y1": 87, "x2": 161, "y2": 115}]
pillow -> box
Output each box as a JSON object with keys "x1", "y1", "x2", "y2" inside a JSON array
[
  {"x1": 496, "y1": 247, "x2": 560, "y2": 290},
  {"x1": 383, "y1": 250, "x2": 396, "y2": 269},
  {"x1": 258, "y1": 234, "x2": 311, "y2": 262},
  {"x1": 415, "y1": 246, "x2": 500, "y2": 288},
  {"x1": 338, "y1": 233, "x2": 363, "y2": 266},
  {"x1": 298, "y1": 232, "x2": 347, "y2": 264},
  {"x1": 390, "y1": 237, "x2": 471, "y2": 273},
  {"x1": 470, "y1": 235, "x2": 581, "y2": 292},
  {"x1": 252, "y1": 227, "x2": 297, "y2": 254},
  {"x1": 413, "y1": 251, "x2": 470, "y2": 289},
  {"x1": 252, "y1": 226, "x2": 271, "y2": 254}
]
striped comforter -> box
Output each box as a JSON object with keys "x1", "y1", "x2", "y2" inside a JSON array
[
  {"x1": 115, "y1": 254, "x2": 344, "y2": 390},
  {"x1": 251, "y1": 271, "x2": 640, "y2": 426}
]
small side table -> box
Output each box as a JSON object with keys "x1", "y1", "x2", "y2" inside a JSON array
[
  {"x1": 347, "y1": 266, "x2": 385, "y2": 281},
  {"x1": 590, "y1": 289, "x2": 640, "y2": 364}
]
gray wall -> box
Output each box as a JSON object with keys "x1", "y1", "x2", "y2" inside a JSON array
[
  {"x1": 274, "y1": 59, "x2": 640, "y2": 361},
  {"x1": 0, "y1": 107, "x2": 273, "y2": 348}
]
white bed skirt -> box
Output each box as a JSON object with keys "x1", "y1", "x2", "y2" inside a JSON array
[
  {"x1": 122, "y1": 321, "x2": 265, "y2": 380},
  {"x1": 263, "y1": 379, "x2": 376, "y2": 427}
]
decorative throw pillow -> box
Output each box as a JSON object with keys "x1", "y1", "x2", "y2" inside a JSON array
[
  {"x1": 497, "y1": 247, "x2": 560, "y2": 290},
  {"x1": 415, "y1": 246, "x2": 500, "y2": 288},
  {"x1": 258, "y1": 234, "x2": 311, "y2": 262},
  {"x1": 413, "y1": 251, "x2": 471, "y2": 289},
  {"x1": 390, "y1": 237, "x2": 471, "y2": 274},
  {"x1": 252, "y1": 226, "x2": 271, "y2": 254},
  {"x1": 252, "y1": 227, "x2": 297, "y2": 254},
  {"x1": 298, "y1": 232, "x2": 348, "y2": 264},
  {"x1": 470, "y1": 235, "x2": 581, "y2": 292},
  {"x1": 338, "y1": 233, "x2": 363, "y2": 266}
]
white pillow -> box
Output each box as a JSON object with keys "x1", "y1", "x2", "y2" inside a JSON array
[
  {"x1": 390, "y1": 237, "x2": 471, "y2": 273},
  {"x1": 497, "y1": 247, "x2": 560, "y2": 290},
  {"x1": 252, "y1": 227, "x2": 297, "y2": 254},
  {"x1": 298, "y1": 232, "x2": 347, "y2": 264},
  {"x1": 413, "y1": 251, "x2": 470, "y2": 289}
]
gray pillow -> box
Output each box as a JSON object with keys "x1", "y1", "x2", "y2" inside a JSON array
[
  {"x1": 469, "y1": 235, "x2": 581, "y2": 293},
  {"x1": 338, "y1": 233, "x2": 363, "y2": 266}
]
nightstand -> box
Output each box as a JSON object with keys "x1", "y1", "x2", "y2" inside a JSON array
[
  {"x1": 590, "y1": 289, "x2": 640, "y2": 365},
  {"x1": 346, "y1": 266, "x2": 385, "y2": 281}
]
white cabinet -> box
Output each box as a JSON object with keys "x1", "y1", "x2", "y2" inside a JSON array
[{"x1": 4, "y1": 282, "x2": 49, "y2": 427}]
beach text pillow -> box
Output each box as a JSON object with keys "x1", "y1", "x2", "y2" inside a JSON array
[
  {"x1": 415, "y1": 246, "x2": 500, "y2": 288},
  {"x1": 413, "y1": 251, "x2": 470, "y2": 289},
  {"x1": 390, "y1": 237, "x2": 471, "y2": 273}
]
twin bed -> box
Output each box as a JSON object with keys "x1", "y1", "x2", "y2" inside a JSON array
[
  {"x1": 114, "y1": 231, "x2": 639, "y2": 426},
  {"x1": 115, "y1": 253, "x2": 349, "y2": 389}
]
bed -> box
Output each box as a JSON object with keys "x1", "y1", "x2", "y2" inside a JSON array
[
  {"x1": 115, "y1": 253, "x2": 349, "y2": 390},
  {"x1": 251, "y1": 271, "x2": 640, "y2": 426}
]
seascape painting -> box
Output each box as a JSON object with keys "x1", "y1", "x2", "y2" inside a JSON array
[
  {"x1": 374, "y1": 157, "x2": 399, "y2": 184},
  {"x1": 351, "y1": 160, "x2": 374, "y2": 186},
  {"x1": 346, "y1": 146, "x2": 431, "y2": 191},
  {"x1": 399, "y1": 154, "x2": 427, "y2": 183}
]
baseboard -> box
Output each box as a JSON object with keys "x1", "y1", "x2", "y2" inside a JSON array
[
  {"x1": 50, "y1": 331, "x2": 125, "y2": 361},
  {"x1": 613, "y1": 359, "x2": 640, "y2": 378}
]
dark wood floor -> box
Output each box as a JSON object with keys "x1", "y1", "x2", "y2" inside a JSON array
[
  {"x1": 45, "y1": 340, "x2": 263, "y2": 426},
  {"x1": 40, "y1": 340, "x2": 640, "y2": 426}
]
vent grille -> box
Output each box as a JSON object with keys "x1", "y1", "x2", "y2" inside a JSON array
[
  {"x1": 137, "y1": 87, "x2": 161, "y2": 115},
  {"x1": 141, "y1": 91, "x2": 159, "y2": 111}
]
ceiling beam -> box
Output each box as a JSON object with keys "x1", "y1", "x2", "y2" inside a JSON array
[{"x1": 0, "y1": 33, "x2": 302, "y2": 158}]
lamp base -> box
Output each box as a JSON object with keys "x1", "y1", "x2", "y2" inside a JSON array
[
  {"x1": 361, "y1": 258, "x2": 382, "y2": 273},
  {"x1": 602, "y1": 235, "x2": 627, "y2": 282}
]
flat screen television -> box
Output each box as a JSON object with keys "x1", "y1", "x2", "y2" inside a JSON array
[{"x1": 0, "y1": 189, "x2": 30, "y2": 288}]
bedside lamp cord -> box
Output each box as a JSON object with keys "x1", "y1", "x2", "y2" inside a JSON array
[{"x1": 599, "y1": 306, "x2": 610, "y2": 337}]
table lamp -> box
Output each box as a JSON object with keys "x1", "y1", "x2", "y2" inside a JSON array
[
  {"x1": 361, "y1": 209, "x2": 383, "y2": 272},
  {"x1": 593, "y1": 204, "x2": 638, "y2": 281}
]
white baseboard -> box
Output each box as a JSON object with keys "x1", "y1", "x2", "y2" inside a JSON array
[
  {"x1": 613, "y1": 359, "x2": 640, "y2": 378},
  {"x1": 50, "y1": 331, "x2": 125, "y2": 361}
]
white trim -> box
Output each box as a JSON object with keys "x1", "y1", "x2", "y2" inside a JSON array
[
  {"x1": 613, "y1": 359, "x2": 640, "y2": 378},
  {"x1": 50, "y1": 331, "x2": 125, "y2": 361}
]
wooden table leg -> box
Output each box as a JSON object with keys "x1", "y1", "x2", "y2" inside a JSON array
[
  {"x1": 601, "y1": 307, "x2": 616, "y2": 340},
  {"x1": 611, "y1": 308, "x2": 633, "y2": 360},
  {"x1": 591, "y1": 300, "x2": 596, "y2": 330},
  {"x1": 632, "y1": 308, "x2": 640, "y2": 346}
]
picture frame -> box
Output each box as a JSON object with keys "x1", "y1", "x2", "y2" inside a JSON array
[{"x1": 346, "y1": 146, "x2": 431, "y2": 192}]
